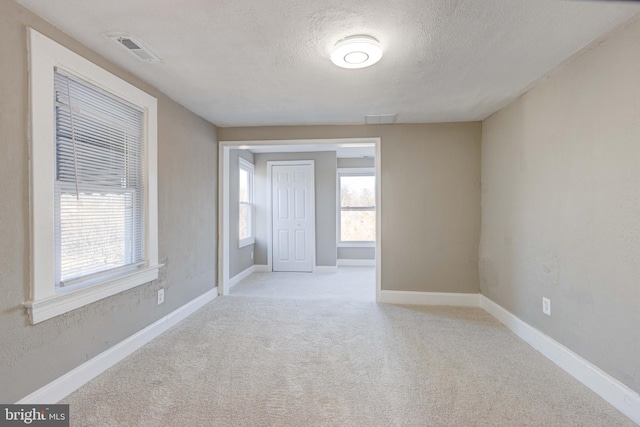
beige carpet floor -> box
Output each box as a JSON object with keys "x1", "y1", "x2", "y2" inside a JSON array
[
  {"x1": 229, "y1": 267, "x2": 376, "y2": 302},
  {"x1": 63, "y1": 268, "x2": 634, "y2": 426}
]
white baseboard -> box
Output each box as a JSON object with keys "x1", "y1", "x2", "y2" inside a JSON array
[
  {"x1": 378, "y1": 290, "x2": 481, "y2": 307},
  {"x1": 337, "y1": 259, "x2": 376, "y2": 267},
  {"x1": 17, "y1": 288, "x2": 218, "y2": 404},
  {"x1": 314, "y1": 266, "x2": 338, "y2": 273},
  {"x1": 228, "y1": 265, "x2": 270, "y2": 289},
  {"x1": 480, "y1": 296, "x2": 640, "y2": 425},
  {"x1": 229, "y1": 265, "x2": 258, "y2": 289}
]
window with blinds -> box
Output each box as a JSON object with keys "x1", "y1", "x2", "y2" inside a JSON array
[{"x1": 54, "y1": 69, "x2": 145, "y2": 287}]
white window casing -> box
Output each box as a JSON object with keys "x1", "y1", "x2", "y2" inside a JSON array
[
  {"x1": 337, "y1": 168, "x2": 376, "y2": 247},
  {"x1": 26, "y1": 28, "x2": 160, "y2": 324},
  {"x1": 238, "y1": 157, "x2": 255, "y2": 248}
]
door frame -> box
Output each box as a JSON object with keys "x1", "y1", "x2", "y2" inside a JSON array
[
  {"x1": 218, "y1": 137, "x2": 381, "y2": 299},
  {"x1": 267, "y1": 160, "x2": 315, "y2": 273}
]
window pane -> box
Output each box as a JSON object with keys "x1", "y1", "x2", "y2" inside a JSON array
[
  {"x1": 239, "y1": 203, "x2": 251, "y2": 240},
  {"x1": 340, "y1": 175, "x2": 375, "y2": 208},
  {"x1": 341, "y1": 210, "x2": 375, "y2": 242},
  {"x1": 239, "y1": 168, "x2": 249, "y2": 202},
  {"x1": 59, "y1": 190, "x2": 133, "y2": 282}
]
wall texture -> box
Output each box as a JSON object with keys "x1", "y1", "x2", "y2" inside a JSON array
[
  {"x1": 481, "y1": 17, "x2": 640, "y2": 393},
  {"x1": 228, "y1": 149, "x2": 255, "y2": 277},
  {"x1": 253, "y1": 152, "x2": 337, "y2": 267},
  {"x1": 219, "y1": 123, "x2": 481, "y2": 292},
  {"x1": 0, "y1": 0, "x2": 217, "y2": 402}
]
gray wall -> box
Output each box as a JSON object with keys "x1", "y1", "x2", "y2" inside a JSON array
[
  {"x1": 0, "y1": 1, "x2": 217, "y2": 403},
  {"x1": 338, "y1": 247, "x2": 375, "y2": 261},
  {"x1": 337, "y1": 157, "x2": 376, "y2": 261},
  {"x1": 481, "y1": 17, "x2": 640, "y2": 393},
  {"x1": 219, "y1": 123, "x2": 481, "y2": 292},
  {"x1": 253, "y1": 152, "x2": 338, "y2": 267},
  {"x1": 229, "y1": 149, "x2": 255, "y2": 277}
]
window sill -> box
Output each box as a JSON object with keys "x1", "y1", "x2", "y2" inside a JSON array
[
  {"x1": 338, "y1": 242, "x2": 376, "y2": 248},
  {"x1": 25, "y1": 264, "x2": 161, "y2": 324},
  {"x1": 239, "y1": 238, "x2": 255, "y2": 249}
]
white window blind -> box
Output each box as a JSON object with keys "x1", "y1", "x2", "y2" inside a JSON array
[{"x1": 54, "y1": 68, "x2": 145, "y2": 287}]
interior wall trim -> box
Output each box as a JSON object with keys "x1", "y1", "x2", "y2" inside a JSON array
[
  {"x1": 337, "y1": 259, "x2": 376, "y2": 267},
  {"x1": 228, "y1": 265, "x2": 258, "y2": 289},
  {"x1": 378, "y1": 290, "x2": 481, "y2": 306}
]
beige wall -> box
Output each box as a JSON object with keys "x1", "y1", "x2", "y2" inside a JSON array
[
  {"x1": 0, "y1": 0, "x2": 218, "y2": 402},
  {"x1": 481, "y1": 17, "x2": 640, "y2": 393},
  {"x1": 219, "y1": 123, "x2": 481, "y2": 292}
]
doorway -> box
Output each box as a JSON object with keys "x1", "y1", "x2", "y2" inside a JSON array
[
  {"x1": 218, "y1": 138, "x2": 381, "y2": 298},
  {"x1": 268, "y1": 161, "x2": 315, "y2": 272}
]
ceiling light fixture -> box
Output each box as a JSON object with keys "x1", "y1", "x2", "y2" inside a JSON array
[{"x1": 331, "y1": 35, "x2": 382, "y2": 69}]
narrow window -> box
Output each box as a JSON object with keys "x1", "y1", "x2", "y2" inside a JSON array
[
  {"x1": 339, "y1": 172, "x2": 376, "y2": 243},
  {"x1": 239, "y1": 158, "x2": 255, "y2": 247}
]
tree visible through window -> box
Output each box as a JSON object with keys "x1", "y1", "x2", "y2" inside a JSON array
[{"x1": 339, "y1": 174, "x2": 375, "y2": 242}]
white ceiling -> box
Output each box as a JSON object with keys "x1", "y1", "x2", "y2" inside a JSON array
[{"x1": 18, "y1": 0, "x2": 640, "y2": 127}]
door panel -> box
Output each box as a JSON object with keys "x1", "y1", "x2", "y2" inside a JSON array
[
  {"x1": 295, "y1": 230, "x2": 306, "y2": 261},
  {"x1": 272, "y1": 164, "x2": 314, "y2": 272},
  {"x1": 294, "y1": 188, "x2": 305, "y2": 219},
  {"x1": 278, "y1": 188, "x2": 289, "y2": 220},
  {"x1": 278, "y1": 230, "x2": 289, "y2": 261}
]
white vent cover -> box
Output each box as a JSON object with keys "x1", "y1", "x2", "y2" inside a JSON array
[
  {"x1": 365, "y1": 114, "x2": 398, "y2": 124},
  {"x1": 107, "y1": 34, "x2": 160, "y2": 63}
]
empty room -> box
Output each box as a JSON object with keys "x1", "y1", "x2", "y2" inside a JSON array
[{"x1": 1, "y1": 0, "x2": 639, "y2": 425}]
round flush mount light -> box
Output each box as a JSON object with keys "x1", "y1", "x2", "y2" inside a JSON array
[{"x1": 331, "y1": 35, "x2": 382, "y2": 69}]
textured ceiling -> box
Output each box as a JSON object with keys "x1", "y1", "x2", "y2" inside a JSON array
[{"x1": 17, "y1": 0, "x2": 640, "y2": 127}]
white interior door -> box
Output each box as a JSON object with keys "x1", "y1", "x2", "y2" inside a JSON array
[{"x1": 272, "y1": 163, "x2": 314, "y2": 272}]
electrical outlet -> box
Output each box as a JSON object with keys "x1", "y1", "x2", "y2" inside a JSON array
[
  {"x1": 157, "y1": 289, "x2": 165, "y2": 305},
  {"x1": 542, "y1": 297, "x2": 551, "y2": 316},
  {"x1": 250, "y1": 251, "x2": 254, "y2": 260}
]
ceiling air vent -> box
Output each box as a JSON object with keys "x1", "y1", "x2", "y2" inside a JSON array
[
  {"x1": 107, "y1": 34, "x2": 161, "y2": 63},
  {"x1": 365, "y1": 114, "x2": 397, "y2": 124}
]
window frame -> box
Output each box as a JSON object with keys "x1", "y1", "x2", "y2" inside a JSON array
[
  {"x1": 337, "y1": 168, "x2": 376, "y2": 247},
  {"x1": 238, "y1": 157, "x2": 255, "y2": 248},
  {"x1": 26, "y1": 28, "x2": 160, "y2": 324}
]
